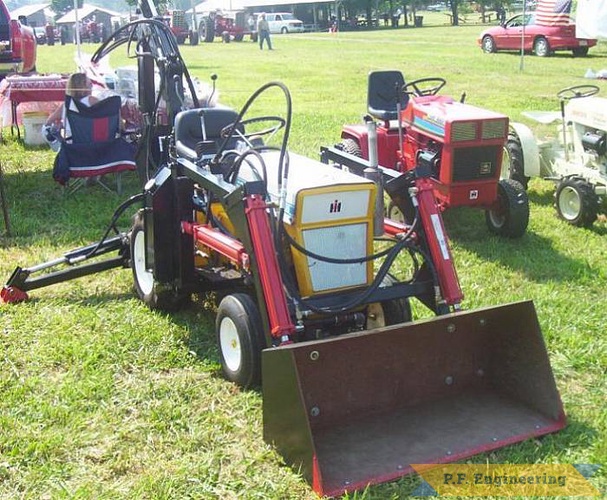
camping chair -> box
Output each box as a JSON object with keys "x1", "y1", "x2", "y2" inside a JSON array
[{"x1": 52, "y1": 95, "x2": 136, "y2": 195}]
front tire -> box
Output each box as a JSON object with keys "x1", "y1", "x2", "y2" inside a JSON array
[
  {"x1": 130, "y1": 212, "x2": 188, "y2": 311},
  {"x1": 572, "y1": 47, "x2": 589, "y2": 57},
  {"x1": 216, "y1": 293, "x2": 265, "y2": 389},
  {"x1": 506, "y1": 132, "x2": 529, "y2": 189},
  {"x1": 534, "y1": 37, "x2": 550, "y2": 57},
  {"x1": 555, "y1": 177, "x2": 598, "y2": 227},
  {"x1": 485, "y1": 179, "x2": 529, "y2": 238},
  {"x1": 482, "y1": 35, "x2": 496, "y2": 53}
]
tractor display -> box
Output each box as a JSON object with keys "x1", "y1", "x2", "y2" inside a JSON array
[
  {"x1": 0, "y1": 4, "x2": 566, "y2": 497},
  {"x1": 507, "y1": 84, "x2": 607, "y2": 227},
  {"x1": 198, "y1": 11, "x2": 252, "y2": 43},
  {"x1": 326, "y1": 70, "x2": 530, "y2": 238}
]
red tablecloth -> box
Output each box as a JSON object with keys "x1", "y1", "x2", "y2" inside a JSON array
[
  {"x1": 0, "y1": 74, "x2": 69, "y2": 132},
  {"x1": 0, "y1": 74, "x2": 69, "y2": 103}
]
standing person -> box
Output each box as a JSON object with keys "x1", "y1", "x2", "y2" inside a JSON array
[{"x1": 257, "y1": 13, "x2": 272, "y2": 50}]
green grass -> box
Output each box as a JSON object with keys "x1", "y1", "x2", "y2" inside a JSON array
[{"x1": 1, "y1": 23, "x2": 606, "y2": 499}]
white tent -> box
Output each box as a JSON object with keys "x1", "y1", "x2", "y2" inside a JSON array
[{"x1": 576, "y1": 0, "x2": 607, "y2": 39}]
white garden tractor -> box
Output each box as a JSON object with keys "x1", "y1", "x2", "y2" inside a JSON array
[{"x1": 507, "y1": 84, "x2": 607, "y2": 227}]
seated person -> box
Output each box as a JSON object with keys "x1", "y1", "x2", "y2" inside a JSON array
[{"x1": 44, "y1": 72, "x2": 99, "y2": 151}]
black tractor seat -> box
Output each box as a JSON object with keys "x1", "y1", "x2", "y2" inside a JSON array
[
  {"x1": 174, "y1": 107, "x2": 244, "y2": 162},
  {"x1": 367, "y1": 70, "x2": 408, "y2": 124}
]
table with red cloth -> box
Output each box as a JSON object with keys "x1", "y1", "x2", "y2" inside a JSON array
[{"x1": 0, "y1": 73, "x2": 69, "y2": 140}]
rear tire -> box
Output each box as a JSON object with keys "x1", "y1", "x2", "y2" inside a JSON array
[
  {"x1": 367, "y1": 275, "x2": 412, "y2": 329},
  {"x1": 506, "y1": 132, "x2": 529, "y2": 189},
  {"x1": 201, "y1": 18, "x2": 215, "y2": 43},
  {"x1": 482, "y1": 35, "x2": 496, "y2": 53},
  {"x1": 534, "y1": 37, "x2": 550, "y2": 57},
  {"x1": 130, "y1": 212, "x2": 189, "y2": 311},
  {"x1": 555, "y1": 177, "x2": 598, "y2": 227},
  {"x1": 281, "y1": 27, "x2": 288, "y2": 34},
  {"x1": 216, "y1": 293, "x2": 265, "y2": 389},
  {"x1": 485, "y1": 179, "x2": 529, "y2": 238},
  {"x1": 337, "y1": 138, "x2": 362, "y2": 157}
]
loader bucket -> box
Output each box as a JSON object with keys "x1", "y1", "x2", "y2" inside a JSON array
[{"x1": 262, "y1": 300, "x2": 565, "y2": 498}]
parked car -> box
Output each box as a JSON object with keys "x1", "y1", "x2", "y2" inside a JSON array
[
  {"x1": 258, "y1": 12, "x2": 304, "y2": 34},
  {"x1": 0, "y1": 1, "x2": 37, "y2": 78},
  {"x1": 478, "y1": 13, "x2": 596, "y2": 57}
]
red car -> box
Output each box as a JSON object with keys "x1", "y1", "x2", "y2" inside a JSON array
[{"x1": 478, "y1": 13, "x2": 596, "y2": 57}]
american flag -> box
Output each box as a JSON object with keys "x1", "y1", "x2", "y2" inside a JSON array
[{"x1": 535, "y1": 0, "x2": 573, "y2": 26}]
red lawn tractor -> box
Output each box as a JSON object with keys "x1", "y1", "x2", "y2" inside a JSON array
[{"x1": 330, "y1": 70, "x2": 530, "y2": 238}]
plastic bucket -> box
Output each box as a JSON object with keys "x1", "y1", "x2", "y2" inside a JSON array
[{"x1": 22, "y1": 112, "x2": 48, "y2": 146}]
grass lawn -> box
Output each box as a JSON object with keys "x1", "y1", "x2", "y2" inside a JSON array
[{"x1": 0, "y1": 21, "x2": 605, "y2": 499}]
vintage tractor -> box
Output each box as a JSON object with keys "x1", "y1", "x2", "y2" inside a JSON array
[
  {"x1": 198, "y1": 10, "x2": 252, "y2": 43},
  {"x1": 0, "y1": 6, "x2": 566, "y2": 497},
  {"x1": 507, "y1": 84, "x2": 607, "y2": 227},
  {"x1": 330, "y1": 70, "x2": 530, "y2": 238}
]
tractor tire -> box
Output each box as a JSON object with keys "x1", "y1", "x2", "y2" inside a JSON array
[
  {"x1": 234, "y1": 33, "x2": 244, "y2": 42},
  {"x1": 534, "y1": 37, "x2": 550, "y2": 57},
  {"x1": 482, "y1": 35, "x2": 496, "y2": 53},
  {"x1": 366, "y1": 275, "x2": 412, "y2": 329},
  {"x1": 200, "y1": 18, "x2": 215, "y2": 43},
  {"x1": 130, "y1": 212, "x2": 189, "y2": 311},
  {"x1": 216, "y1": 293, "x2": 265, "y2": 389},
  {"x1": 222, "y1": 31, "x2": 230, "y2": 43},
  {"x1": 572, "y1": 47, "x2": 589, "y2": 57},
  {"x1": 189, "y1": 31, "x2": 199, "y2": 45},
  {"x1": 337, "y1": 138, "x2": 362, "y2": 157},
  {"x1": 505, "y1": 132, "x2": 529, "y2": 189},
  {"x1": 555, "y1": 177, "x2": 598, "y2": 227},
  {"x1": 485, "y1": 179, "x2": 529, "y2": 238}
]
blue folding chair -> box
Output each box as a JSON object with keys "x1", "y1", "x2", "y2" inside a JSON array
[{"x1": 52, "y1": 95, "x2": 136, "y2": 195}]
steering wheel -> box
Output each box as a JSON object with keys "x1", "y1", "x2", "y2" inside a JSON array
[
  {"x1": 402, "y1": 78, "x2": 447, "y2": 97},
  {"x1": 220, "y1": 115, "x2": 286, "y2": 140},
  {"x1": 557, "y1": 85, "x2": 599, "y2": 101}
]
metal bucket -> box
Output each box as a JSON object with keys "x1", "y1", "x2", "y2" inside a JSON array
[{"x1": 262, "y1": 300, "x2": 565, "y2": 497}]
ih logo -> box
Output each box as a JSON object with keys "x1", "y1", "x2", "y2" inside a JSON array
[{"x1": 329, "y1": 199, "x2": 342, "y2": 213}]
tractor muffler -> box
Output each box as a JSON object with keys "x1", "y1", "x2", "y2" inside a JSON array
[{"x1": 263, "y1": 300, "x2": 565, "y2": 497}]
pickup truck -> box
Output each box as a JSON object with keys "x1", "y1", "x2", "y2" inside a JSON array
[{"x1": 0, "y1": 0, "x2": 37, "y2": 79}]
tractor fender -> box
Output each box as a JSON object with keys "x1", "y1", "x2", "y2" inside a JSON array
[{"x1": 509, "y1": 121, "x2": 541, "y2": 179}]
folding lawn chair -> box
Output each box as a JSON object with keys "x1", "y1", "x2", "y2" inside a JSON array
[{"x1": 52, "y1": 95, "x2": 136, "y2": 195}]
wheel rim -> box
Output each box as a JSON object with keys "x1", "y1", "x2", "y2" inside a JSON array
[
  {"x1": 558, "y1": 186, "x2": 581, "y2": 221},
  {"x1": 483, "y1": 37, "x2": 493, "y2": 52},
  {"x1": 488, "y1": 209, "x2": 505, "y2": 229},
  {"x1": 219, "y1": 317, "x2": 242, "y2": 372},
  {"x1": 536, "y1": 39, "x2": 548, "y2": 56},
  {"x1": 133, "y1": 230, "x2": 154, "y2": 296}
]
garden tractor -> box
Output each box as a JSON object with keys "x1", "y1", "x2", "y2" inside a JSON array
[
  {"x1": 328, "y1": 70, "x2": 530, "y2": 238},
  {"x1": 507, "y1": 84, "x2": 607, "y2": 227},
  {"x1": 0, "y1": 6, "x2": 566, "y2": 497}
]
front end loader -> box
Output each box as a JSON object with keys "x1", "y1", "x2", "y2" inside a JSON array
[{"x1": 2, "y1": 80, "x2": 565, "y2": 496}]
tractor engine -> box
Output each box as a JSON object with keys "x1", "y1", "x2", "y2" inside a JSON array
[
  {"x1": 195, "y1": 150, "x2": 380, "y2": 339},
  {"x1": 400, "y1": 95, "x2": 509, "y2": 208},
  {"x1": 565, "y1": 97, "x2": 607, "y2": 176}
]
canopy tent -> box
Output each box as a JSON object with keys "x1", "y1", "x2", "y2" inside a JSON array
[{"x1": 576, "y1": 0, "x2": 607, "y2": 39}]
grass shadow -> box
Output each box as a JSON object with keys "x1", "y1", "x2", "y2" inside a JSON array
[{"x1": 443, "y1": 207, "x2": 598, "y2": 283}]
